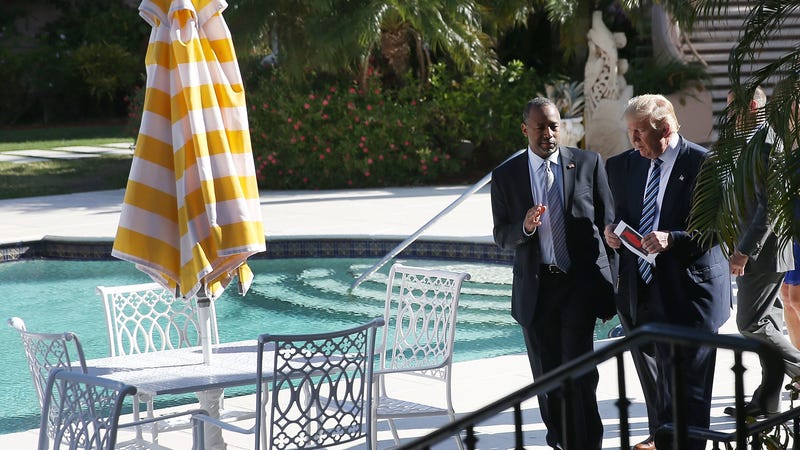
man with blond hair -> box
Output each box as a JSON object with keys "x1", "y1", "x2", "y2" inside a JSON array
[{"x1": 604, "y1": 94, "x2": 732, "y2": 450}]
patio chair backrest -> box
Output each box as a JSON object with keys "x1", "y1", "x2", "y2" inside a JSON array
[
  {"x1": 255, "y1": 318, "x2": 384, "y2": 450},
  {"x1": 7, "y1": 317, "x2": 88, "y2": 409},
  {"x1": 38, "y1": 369, "x2": 136, "y2": 450},
  {"x1": 378, "y1": 264, "x2": 471, "y2": 379},
  {"x1": 97, "y1": 282, "x2": 219, "y2": 356}
]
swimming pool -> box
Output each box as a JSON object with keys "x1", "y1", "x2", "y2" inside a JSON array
[{"x1": 0, "y1": 257, "x2": 619, "y2": 435}]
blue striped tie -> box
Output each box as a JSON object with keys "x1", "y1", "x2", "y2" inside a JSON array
[
  {"x1": 638, "y1": 158, "x2": 662, "y2": 284},
  {"x1": 545, "y1": 161, "x2": 571, "y2": 272}
]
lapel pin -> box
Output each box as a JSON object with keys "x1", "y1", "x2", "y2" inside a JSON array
[
  {"x1": 567, "y1": 163, "x2": 575, "y2": 169},
  {"x1": 679, "y1": 174, "x2": 685, "y2": 181}
]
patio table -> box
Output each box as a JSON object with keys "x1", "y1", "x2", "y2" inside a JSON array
[{"x1": 86, "y1": 340, "x2": 266, "y2": 449}]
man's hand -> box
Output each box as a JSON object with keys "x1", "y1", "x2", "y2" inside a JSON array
[
  {"x1": 729, "y1": 249, "x2": 749, "y2": 276},
  {"x1": 604, "y1": 223, "x2": 621, "y2": 249},
  {"x1": 524, "y1": 204, "x2": 546, "y2": 234},
  {"x1": 642, "y1": 231, "x2": 671, "y2": 253}
]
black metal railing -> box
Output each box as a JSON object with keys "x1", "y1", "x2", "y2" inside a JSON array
[{"x1": 398, "y1": 323, "x2": 800, "y2": 450}]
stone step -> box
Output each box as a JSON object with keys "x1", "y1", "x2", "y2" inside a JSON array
[
  {"x1": 684, "y1": 39, "x2": 798, "y2": 54},
  {"x1": 670, "y1": 1, "x2": 800, "y2": 121}
]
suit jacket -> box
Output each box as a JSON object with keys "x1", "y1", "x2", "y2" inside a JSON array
[
  {"x1": 736, "y1": 126, "x2": 794, "y2": 273},
  {"x1": 606, "y1": 136, "x2": 732, "y2": 331},
  {"x1": 491, "y1": 146, "x2": 616, "y2": 326}
]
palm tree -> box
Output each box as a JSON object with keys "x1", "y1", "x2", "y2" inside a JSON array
[
  {"x1": 230, "y1": 0, "x2": 497, "y2": 85},
  {"x1": 688, "y1": 1, "x2": 800, "y2": 249},
  {"x1": 321, "y1": 0, "x2": 500, "y2": 85},
  {"x1": 487, "y1": 0, "x2": 700, "y2": 63}
]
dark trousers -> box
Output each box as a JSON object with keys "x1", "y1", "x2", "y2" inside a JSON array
[
  {"x1": 623, "y1": 278, "x2": 717, "y2": 450},
  {"x1": 617, "y1": 308, "x2": 659, "y2": 436},
  {"x1": 521, "y1": 269, "x2": 602, "y2": 450},
  {"x1": 735, "y1": 271, "x2": 800, "y2": 412}
]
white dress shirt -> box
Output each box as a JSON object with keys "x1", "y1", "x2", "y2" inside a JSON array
[{"x1": 526, "y1": 147, "x2": 563, "y2": 265}]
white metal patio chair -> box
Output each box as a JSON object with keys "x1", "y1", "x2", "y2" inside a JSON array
[
  {"x1": 96, "y1": 282, "x2": 251, "y2": 441},
  {"x1": 7, "y1": 317, "x2": 89, "y2": 419},
  {"x1": 370, "y1": 264, "x2": 470, "y2": 450},
  {"x1": 192, "y1": 318, "x2": 384, "y2": 450},
  {"x1": 38, "y1": 368, "x2": 207, "y2": 450},
  {"x1": 97, "y1": 283, "x2": 220, "y2": 357}
]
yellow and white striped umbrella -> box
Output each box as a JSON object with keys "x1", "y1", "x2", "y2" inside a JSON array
[{"x1": 113, "y1": 0, "x2": 265, "y2": 300}]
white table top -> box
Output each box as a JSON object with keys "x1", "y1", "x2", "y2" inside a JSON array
[{"x1": 85, "y1": 340, "x2": 271, "y2": 397}]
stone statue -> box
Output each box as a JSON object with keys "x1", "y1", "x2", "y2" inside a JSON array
[{"x1": 584, "y1": 10, "x2": 632, "y2": 159}]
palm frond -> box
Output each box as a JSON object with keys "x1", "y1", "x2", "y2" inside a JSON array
[
  {"x1": 690, "y1": 0, "x2": 800, "y2": 245},
  {"x1": 543, "y1": 0, "x2": 579, "y2": 25},
  {"x1": 688, "y1": 120, "x2": 746, "y2": 251}
]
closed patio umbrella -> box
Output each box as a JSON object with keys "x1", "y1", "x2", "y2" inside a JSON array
[
  {"x1": 113, "y1": 0, "x2": 265, "y2": 343},
  {"x1": 113, "y1": 4, "x2": 264, "y2": 444}
]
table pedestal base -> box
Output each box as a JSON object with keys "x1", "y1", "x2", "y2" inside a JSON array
[{"x1": 196, "y1": 388, "x2": 226, "y2": 450}]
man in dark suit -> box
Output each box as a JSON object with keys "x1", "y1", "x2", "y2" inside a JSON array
[
  {"x1": 604, "y1": 94, "x2": 732, "y2": 450},
  {"x1": 491, "y1": 97, "x2": 616, "y2": 450},
  {"x1": 723, "y1": 87, "x2": 799, "y2": 418}
]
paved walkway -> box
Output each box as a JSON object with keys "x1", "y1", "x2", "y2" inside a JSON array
[
  {"x1": 0, "y1": 142, "x2": 133, "y2": 164},
  {"x1": 0, "y1": 160, "x2": 791, "y2": 449}
]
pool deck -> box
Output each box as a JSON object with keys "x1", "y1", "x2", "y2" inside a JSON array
[
  {"x1": 0, "y1": 186, "x2": 788, "y2": 449},
  {"x1": 0, "y1": 186, "x2": 495, "y2": 246}
]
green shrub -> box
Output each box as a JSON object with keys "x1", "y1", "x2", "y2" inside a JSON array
[
  {"x1": 422, "y1": 60, "x2": 546, "y2": 172},
  {"x1": 247, "y1": 68, "x2": 458, "y2": 189},
  {"x1": 127, "y1": 60, "x2": 553, "y2": 189},
  {"x1": 0, "y1": 0, "x2": 148, "y2": 126},
  {"x1": 627, "y1": 57, "x2": 709, "y2": 96},
  {"x1": 0, "y1": 48, "x2": 32, "y2": 125},
  {"x1": 124, "y1": 81, "x2": 145, "y2": 139},
  {"x1": 74, "y1": 42, "x2": 139, "y2": 102},
  {"x1": 24, "y1": 45, "x2": 87, "y2": 124}
]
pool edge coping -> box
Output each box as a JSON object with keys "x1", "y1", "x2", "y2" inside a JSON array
[{"x1": 0, "y1": 236, "x2": 514, "y2": 265}]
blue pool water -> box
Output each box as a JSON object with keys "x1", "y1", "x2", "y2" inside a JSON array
[{"x1": 0, "y1": 257, "x2": 618, "y2": 435}]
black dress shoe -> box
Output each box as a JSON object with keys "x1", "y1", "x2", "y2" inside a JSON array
[
  {"x1": 723, "y1": 402, "x2": 777, "y2": 418},
  {"x1": 632, "y1": 436, "x2": 655, "y2": 450}
]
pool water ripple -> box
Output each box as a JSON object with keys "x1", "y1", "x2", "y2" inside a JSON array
[{"x1": 0, "y1": 257, "x2": 618, "y2": 435}]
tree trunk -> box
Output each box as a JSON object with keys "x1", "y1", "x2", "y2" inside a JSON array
[{"x1": 380, "y1": 26, "x2": 411, "y2": 78}]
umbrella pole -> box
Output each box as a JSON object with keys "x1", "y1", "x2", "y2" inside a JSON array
[
  {"x1": 196, "y1": 296, "x2": 214, "y2": 365},
  {"x1": 195, "y1": 294, "x2": 226, "y2": 449}
]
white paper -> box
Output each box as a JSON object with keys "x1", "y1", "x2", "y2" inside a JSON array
[{"x1": 613, "y1": 221, "x2": 657, "y2": 264}]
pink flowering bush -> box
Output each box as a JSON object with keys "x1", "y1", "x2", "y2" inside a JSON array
[
  {"x1": 246, "y1": 69, "x2": 457, "y2": 189},
  {"x1": 125, "y1": 58, "x2": 550, "y2": 189}
]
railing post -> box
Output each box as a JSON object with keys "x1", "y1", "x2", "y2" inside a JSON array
[
  {"x1": 464, "y1": 425, "x2": 477, "y2": 450},
  {"x1": 750, "y1": 430, "x2": 761, "y2": 450},
  {"x1": 670, "y1": 342, "x2": 688, "y2": 450},
  {"x1": 513, "y1": 402, "x2": 524, "y2": 450},
  {"x1": 794, "y1": 416, "x2": 800, "y2": 450},
  {"x1": 393, "y1": 325, "x2": 794, "y2": 450},
  {"x1": 616, "y1": 354, "x2": 631, "y2": 450},
  {"x1": 794, "y1": 416, "x2": 799, "y2": 450},
  {"x1": 732, "y1": 350, "x2": 747, "y2": 449}
]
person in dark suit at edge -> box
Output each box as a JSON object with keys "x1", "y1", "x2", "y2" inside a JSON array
[
  {"x1": 603, "y1": 94, "x2": 732, "y2": 450},
  {"x1": 491, "y1": 97, "x2": 616, "y2": 449},
  {"x1": 722, "y1": 87, "x2": 799, "y2": 419}
]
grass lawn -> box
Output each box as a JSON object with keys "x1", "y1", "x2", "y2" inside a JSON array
[
  {"x1": 0, "y1": 123, "x2": 132, "y2": 152},
  {"x1": 0, "y1": 156, "x2": 133, "y2": 199},
  {"x1": 0, "y1": 122, "x2": 134, "y2": 199}
]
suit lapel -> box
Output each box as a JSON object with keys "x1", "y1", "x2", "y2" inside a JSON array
[
  {"x1": 631, "y1": 155, "x2": 650, "y2": 228},
  {"x1": 514, "y1": 151, "x2": 539, "y2": 247},
  {"x1": 659, "y1": 137, "x2": 689, "y2": 228},
  {"x1": 559, "y1": 146, "x2": 575, "y2": 213},
  {"x1": 513, "y1": 151, "x2": 535, "y2": 207}
]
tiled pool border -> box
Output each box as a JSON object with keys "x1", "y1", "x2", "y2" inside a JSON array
[{"x1": 0, "y1": 238, "x2": 513, "y2": 265}]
